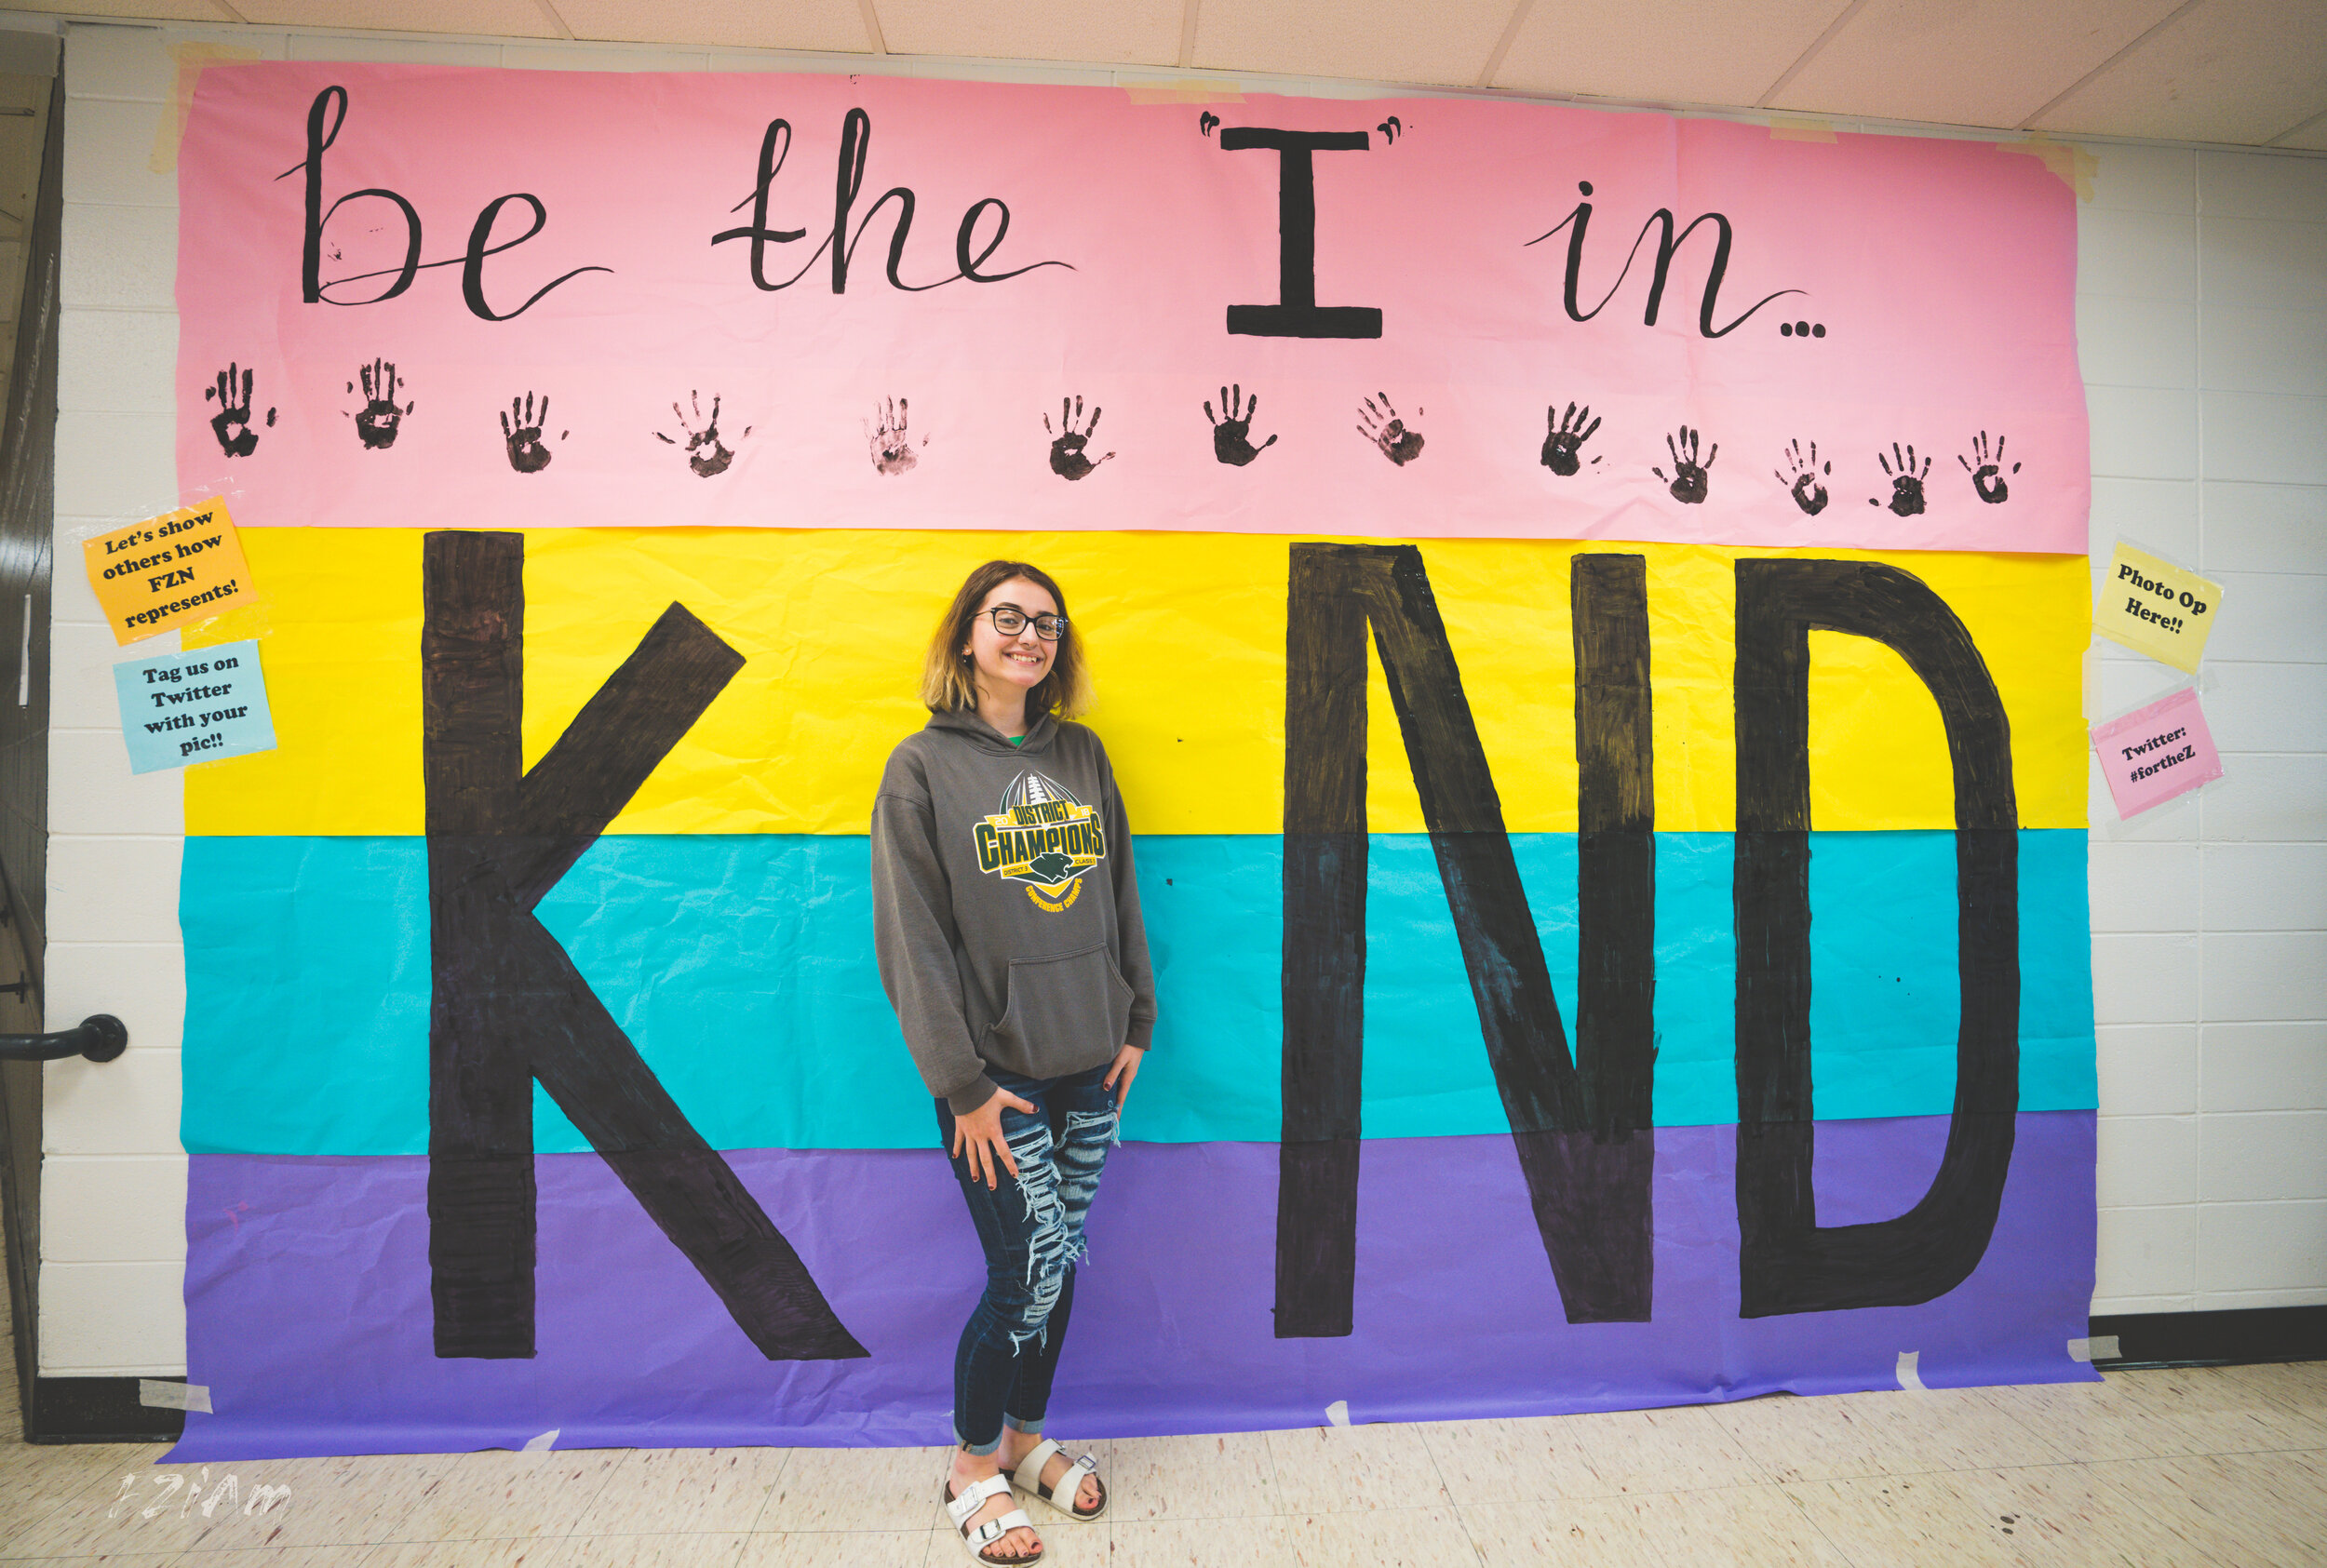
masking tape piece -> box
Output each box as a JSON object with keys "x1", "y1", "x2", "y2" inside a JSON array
[
  {"x1": 1996, "y1": 136, "x2": 2099, "y2": 203},
  {"x1": 1769, "y1": 117, "x2": 1837, "y2": 143},
  {"x1": 2068, "y1": 1335, "x2": 2119, "y2": 1363},
  {"x1": 139, "y1": 1379, "x2": 213, "y2": 1413},
  {"x1": 1325, "y1": 1400, "x2": 1351, "y2": 1427},
  {"x1": 522, "y1": 1428, "x2": 559, "y2": 1452},
  {"x1": 1895, "y1": 1350, "x2": 1927, "y2": 1391},
  {"x1": 150, "y1": 43, "x2": 262, "y2": 176}
]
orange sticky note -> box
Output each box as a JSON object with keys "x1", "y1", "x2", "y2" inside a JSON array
[{"x1": 84, "y1": 499, "x2": 255, "y2": 645}]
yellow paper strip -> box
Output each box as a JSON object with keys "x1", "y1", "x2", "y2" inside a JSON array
[{"x1": 184, "y1": 529, "x2": 2089, "y2": 838}]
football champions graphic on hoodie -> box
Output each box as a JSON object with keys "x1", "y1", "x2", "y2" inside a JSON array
[{"x1": 973, "y1": 770, "x2": 1108, "y2": 912}]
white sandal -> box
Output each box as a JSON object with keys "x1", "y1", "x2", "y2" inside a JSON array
[
  {"x1": 943, "y1": 1470, "x2": 1042, "y2": 1565},
  {"x1": 1011, "y1": 1438, "x2": 1107, "y2": 1521}
]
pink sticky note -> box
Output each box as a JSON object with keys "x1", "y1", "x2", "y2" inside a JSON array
[{"x1": 2091, "y1": 689, "x2": 2222, "y2": 818}]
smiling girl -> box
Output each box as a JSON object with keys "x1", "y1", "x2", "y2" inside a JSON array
[{"x1": 870, "y1": 560, "x2": 1156, "y2": 1566}]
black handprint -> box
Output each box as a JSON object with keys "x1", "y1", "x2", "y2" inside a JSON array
[
  {"x1": 869, "y1": 396, "x2": 921, "y2": 476},
  {"x1": 656, "y1": 391, "x2": 746, "y2": 478},
  {"x1": 1775, "y1": 438, "x2": 1830, "y2": 516},
  {"x1": 1957, "y1": 430, "x2": 2018, "y2": 504},
  {"x1": 204, "y1": 363, "x2": 273, "y2": 458},
  {"x1": 499, "y1": 393, "x2": 559, "y2": 475},
  {"x1": 1043, "y1": 395, "x2": 1113, "y2": 481},
  {"x1": 1204, "y1": 384, "x2": 1277, "y2": 466},
  {"x1": 1872, "y1": 442, "x2": 1931, "y2": 516},
  {"x1": 348, "y1": 358, "x2": 412, "y2": 450},
  {"x1": 1540, "y1": 401, "x2": 1602, "y2": 476},
  {"x1": 1652, "y1": 426, "x2": 1716, "y2": 504},
  {"x1": 1358, "y1": 394, "x2": 1424, "y2": 465}
]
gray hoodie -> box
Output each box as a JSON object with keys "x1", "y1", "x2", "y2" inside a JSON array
[{"x1": 871, "y1": 708, "x2": 1157, "y2": 1115}]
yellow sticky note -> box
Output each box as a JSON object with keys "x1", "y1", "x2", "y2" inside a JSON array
[
  {"x1": 2094, "y1": 543, "x2": 2220, "y2": 672},
  {"x1": 85, "y1": 499, "x2": 256, "y2": 645}
]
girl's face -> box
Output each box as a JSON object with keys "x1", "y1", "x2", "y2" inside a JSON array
[{"x1": 962, "y1": 576, "x2": 1060, "y2": 711}]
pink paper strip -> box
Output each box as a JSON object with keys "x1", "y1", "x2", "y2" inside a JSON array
[
  {"x1": 2091, "y1": 688, "x2": 2222, "y2": 818},
  {"x1": 176, "y1": 66, "x2": 2086, "y2": 548}
]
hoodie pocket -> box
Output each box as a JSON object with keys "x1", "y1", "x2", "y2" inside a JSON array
[{"x1": 989, "y1": 943, "x2": 1136, "y2": 1061}]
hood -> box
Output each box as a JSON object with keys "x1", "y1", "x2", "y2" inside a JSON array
[{"x1": 924, "y1": 706, "x2": 1061, "y2": 757}]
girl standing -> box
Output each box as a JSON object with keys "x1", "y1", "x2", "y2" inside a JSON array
[{"x1": 871, "y1": 560, "x2": 1156, "y2": 1566}]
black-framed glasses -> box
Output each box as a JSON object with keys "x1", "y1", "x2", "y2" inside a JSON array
[{"x1": 981, "y1": 605, "x2": 1069, "y2": 640}]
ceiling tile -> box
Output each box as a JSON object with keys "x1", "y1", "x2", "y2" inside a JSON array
[
  {"x1": 875, "y1": 0, "x2": 1182, "y2": 65},
  {"x1": 1770, "y1": 0, "x2": 2187, "y2": 128},
  {"x1": 7, "y1": 1, "x2": 233, "y2": 18},
  {"x1": 1192, "y1": 0, "x2": 1515, "y2": 88},
  {"x1": 233, "y1": 1, "x2": 560, "y2": 37},
  {"x1": 2031, "y1": 0, "x2": 2327, "y2": 146},
  {"x1": 553, "y1": 0, "x2": 872, "y2": 53},
  {"x1": 2279, "y1": 114, "x2": 2327, "y2": 151},
  {"x1": 1493, "y1": 0, "x2": 1850, "y2": 108}
]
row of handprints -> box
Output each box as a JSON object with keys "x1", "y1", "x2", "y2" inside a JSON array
[{"x1": 202, "y1": 361, "x2": 2024, "y2": 516}]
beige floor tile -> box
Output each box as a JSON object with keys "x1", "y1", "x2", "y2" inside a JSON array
[
  {"x1": 1785, "y1": 1470, "x2": 2031, "y2": 1567},
  {"x1": 760, "y1": 1444, "x2": 953, "y2": 1534},
  {"x1": 0, "y1": 1441, "x2": 166, "y2": 1551},
  {"x1": 737, "y1": 1531, "x2": 935, "y2": 1568},
  {"x1": 1955, "y1": 1460, "x2": 2218, "y2": 1567},
  {"x1": 1115, "y1": 1507, "x2": 1460, "y2": 1568},
  {"x1": 1464, "y1": 1487, "x2": 1850, "y2": 1568},
  {"x1": 0, "y1": 1554, "x2": 180, "y2": 1567},
  {"x1": 358, "y1": 1540, "x2": 571, "y2": 1568},
  {"x1": 2224, "y1": 1360, "x2": 2327, "y2": 1421},
  {"x1": 1421, "y1": 1405, "x2": 1768, "y2": 1504},
  {"x1": 2, "y1": 1454, "x2": 309, "y2": 1559},
  {"x1": 1103, "y1": 1430, "x2": 1277, "y2": 1521},
  {"x1": 2088, "y1": 1450, "x2": 2327, "y2": 1568},
  {"x1": 1790, "y1": 1454, "x2": 2309, "y2": 1568},
  {"x1": 1708, "y1": 1387, "x2": 2058, "y2": 1482},
  {"x1": 184, "y1": 1451, "x2": 454, "y2": 1549},
  {"x1": 163, "y1": 1550, "x2": 364, "y2": 1566},
  {"x1": 1262, "y1": 1424, "x2": 1449, "y2": 1514},
  {"x1": 390, "y1": 1449, "x2": 625, "y2": 1543},
  {"x1": 554, "y1": 1531, "x2": 750, "y2": 1567},
  {"x1": 570, "y1": 1447, "x2": 789, "y2": 1534},
  {"x1": 1112, "y1": 1516, "x2": 1296, "y2": 1568},
  {"x1": 1989, "y1": 1368, "x2": 2327, "y2": 1464}
]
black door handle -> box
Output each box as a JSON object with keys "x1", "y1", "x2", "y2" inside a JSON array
[{"x1": 0, "y1": 1014, "x2": 128, "y2": 1062}]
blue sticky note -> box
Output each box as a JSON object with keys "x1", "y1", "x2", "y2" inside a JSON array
[{"x1": 114, "y1": 640, "x2": 276, "y2": 774}]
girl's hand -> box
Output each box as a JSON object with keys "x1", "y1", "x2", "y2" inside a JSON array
[
  {"x1": 1103, "y1": 1043, "x2": 1145, "y2": 1107},
  {"x1": 953, "y1": 1089, "x2": 1037, "y2": 1189}
]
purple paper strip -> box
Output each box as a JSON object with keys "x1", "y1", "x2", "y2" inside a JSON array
[{"x1": 173, "y1": 1112, "x2": 2095, "y2": 1461}]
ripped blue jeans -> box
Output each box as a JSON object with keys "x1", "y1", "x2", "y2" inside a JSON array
[{"x1": 936, "y1": 1063, "x2": 1118, "y2": 1455}]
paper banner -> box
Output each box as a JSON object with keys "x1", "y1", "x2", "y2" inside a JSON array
[
  {"x1": 175, "y1": 66, "x2": 2086, "y2": 551},
  {"x1": 164, "y1": 60, "x2": 2101, "y2": 1461},
  {"x1": 113, "y1": 638, "x2": 276, "y2": 773},
  {"x1": 2091, "y1": 687, "x2": 2222, "y2": 818},
  {"x1": 2093, "y1": 542, "x2": 2221, "y2": 672},
  {"x1": 83, "y1": 499, "x2": 254, "y2": 645}
]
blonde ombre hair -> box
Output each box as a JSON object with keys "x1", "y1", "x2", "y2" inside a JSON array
[{"x1": 921, "y1": 560, "x2": 1095, "y2": 721}]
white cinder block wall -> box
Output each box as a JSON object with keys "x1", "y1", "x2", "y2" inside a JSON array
[
  {"x1": 2082, "y1": 143, "x2": 2327, "y2": 1315},
  {"x1": 26, "y1": 18, "x2": 2327, "y2": 1376}
]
